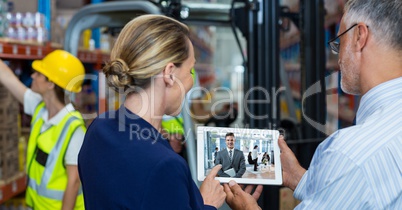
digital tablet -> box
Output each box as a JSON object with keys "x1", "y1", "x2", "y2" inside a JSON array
[{"x1": 197, "y1": 126, "x2": 282, "y2": 185}]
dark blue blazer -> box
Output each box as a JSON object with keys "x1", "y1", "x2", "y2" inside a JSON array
[{"x1": 78, "y1": 106, "x2": 215, "y2": 210}]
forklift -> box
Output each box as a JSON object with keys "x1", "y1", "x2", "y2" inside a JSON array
[{"x1": 64, "y1": 1, "x2": 327, "y2": 208}]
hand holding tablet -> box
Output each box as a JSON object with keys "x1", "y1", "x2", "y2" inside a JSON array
[{"x1": 197, "y1": 126, "x2": 282, "y2": 185}]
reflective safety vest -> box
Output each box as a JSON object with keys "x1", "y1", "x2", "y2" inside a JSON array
[
  {"x1": 26, "y1": 102, "x2": 86, "y2": 210},
  {"x1": 162, "y1": 115, "x2": 184, "y2": 135}
]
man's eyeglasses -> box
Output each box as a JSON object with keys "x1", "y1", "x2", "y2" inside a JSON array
[{"x1": 327, "y1": 23, "x2": 358, "y2": 54}]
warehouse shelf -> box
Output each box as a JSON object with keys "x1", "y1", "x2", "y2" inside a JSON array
[
  {"x1": 0, "y1": 172, "x2": 26, "y2": 204},
  {"x1": 0, "y1": 38, "x2": 52, "y2": 60},
  {"x1": 0, "y1": 39, "x2": 109, "y2": 67}
]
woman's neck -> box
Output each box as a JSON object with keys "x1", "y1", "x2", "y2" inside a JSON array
[
  {"x1": 42, "y1": 94, "x2": 65, "y2": 120},
  {"x1": 124, "y1": 90, "x2": 165, "y2": 131}
]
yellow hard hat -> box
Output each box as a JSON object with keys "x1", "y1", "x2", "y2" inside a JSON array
[{"x1": 32, "y1": 50, "x2": 85, "y2": 93}]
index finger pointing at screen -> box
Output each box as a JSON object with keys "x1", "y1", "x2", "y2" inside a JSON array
[{"x1": 206, "y1": 164, "x2": 222, "y2": 180}]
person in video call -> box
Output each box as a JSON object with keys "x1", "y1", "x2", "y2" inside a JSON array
[
  {"x1": 252, "y1": 145, "x2": 258, "y2": 171},
  {"x1": 215, "y1": 132, "x2": 246, "y2": 178},
  {"x1": 247, "y1": 152, "x2": 255, "y2": 165},
  {"x1": 213, "y1": 147, "x2": 219, "y2": 164}
]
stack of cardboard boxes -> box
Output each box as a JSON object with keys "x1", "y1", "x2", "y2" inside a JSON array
[{"x1": 0, "y1": 83, "x2": 20, "y2": 182}]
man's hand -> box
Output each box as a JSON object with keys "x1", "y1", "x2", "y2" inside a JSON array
[
  {"x1": 224, "y1": 180, "x2": 262, "y2": 210},
  {"x1": 278, "y1": 135, "x2": 306, "y2": 191},
  {"x1": 200, "y1": 165, "x2": 226, "y2": 208}
]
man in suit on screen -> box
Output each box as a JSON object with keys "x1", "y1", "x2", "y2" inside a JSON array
[{"x1": 215, "y1": 133, "x2": 246, "y2": 178}]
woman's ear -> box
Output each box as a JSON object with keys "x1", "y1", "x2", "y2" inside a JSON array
[
  {"x1": 47, "y1": 81, "x2": 55, "y2": 90},
  {"x1": 163, "y1": 63, "x2": 175, "y2": 87}
]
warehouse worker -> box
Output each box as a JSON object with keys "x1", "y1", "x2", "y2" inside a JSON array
[
  {"x1": 0, "y1": 50, "x2": 86, "y2": 210},
  {"x1": 162, "y1": 115, "x2": 187, "y2": 157}
]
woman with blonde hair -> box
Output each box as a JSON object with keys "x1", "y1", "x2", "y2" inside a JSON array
[{"x1": 78, "y1": 14, "x2": 225, "y2": 209}]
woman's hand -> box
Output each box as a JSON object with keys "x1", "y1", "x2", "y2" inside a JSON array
[{"x1": 200, "y1": 165, "x2": 226, "y2": 208}]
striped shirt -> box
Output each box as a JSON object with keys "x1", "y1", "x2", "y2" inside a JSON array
[{"x1": 294, "y1": 77, "x2": 402, "y2": 209}]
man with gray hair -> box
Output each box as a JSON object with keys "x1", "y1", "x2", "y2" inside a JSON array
[{"x1": 224, "y1": 0, "x2": 402, "y2": 209}]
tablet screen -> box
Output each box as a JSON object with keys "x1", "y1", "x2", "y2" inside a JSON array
[{"x1": 197, "y1": 126, "x2": 282, "y2": 185}]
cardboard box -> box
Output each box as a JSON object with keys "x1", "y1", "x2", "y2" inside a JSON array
[
  {"x1": 56, "y1": 0, "x2": 85, "y2": 9},
  {"x1": 0, "y1": 149, "x2": 19, "y2": 180},
  {"x1": 0, "y1": 106, "x2": 18, "y2": 128},
  {"x1": 0, "y1": 83, "x2": 20, "y2": 181},
  {"x1": 0, "y1": 128, "x2": 19, "y2": 151},
  {"x1": 0, "y1": 84, "x2": 19, "y2": 136},
  {"x1": 9, "y1": 0, "x2": 37, "y2": 13}
]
